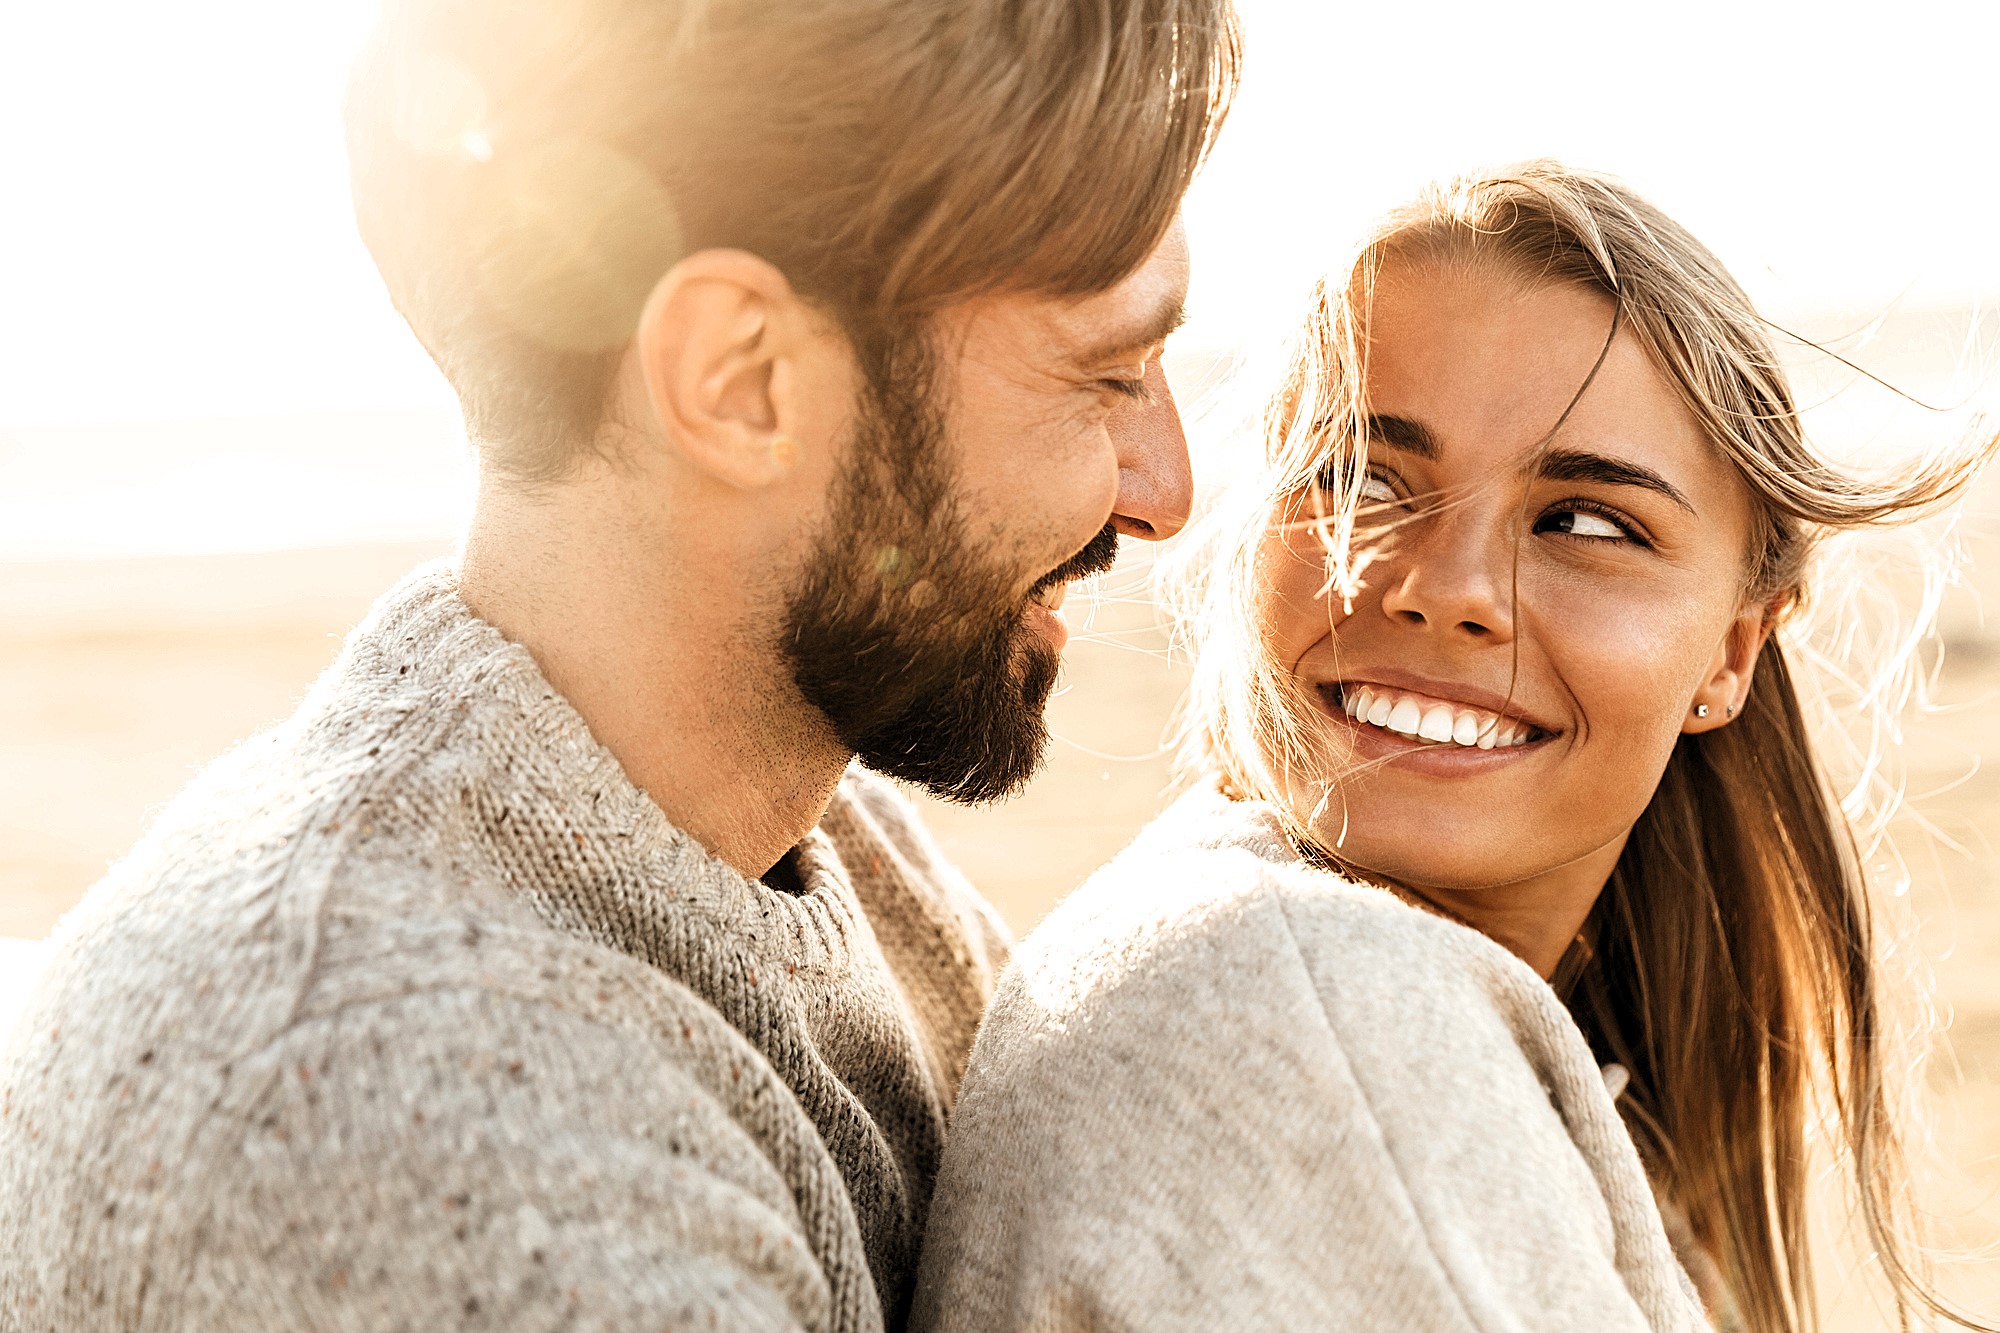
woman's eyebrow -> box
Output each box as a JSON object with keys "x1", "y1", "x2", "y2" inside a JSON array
[
  {"x1": 1363, "y1": 413, "x2": 1438, "y2": 457},
  {"x1": 1536, "y1": 448, "x2": 1696, "y2": 513},
  {"x1": 1365, "y1": 414, "x2": 1695, "y2": 513}
]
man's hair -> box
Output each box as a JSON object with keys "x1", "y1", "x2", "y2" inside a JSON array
[{"x1": 346, "y1": 0, "x2": 1241, "y2": 480}]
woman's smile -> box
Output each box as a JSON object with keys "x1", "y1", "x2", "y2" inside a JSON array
[{"x1": 1312, "y1": 673, "x2": 1556, "y2": 773}]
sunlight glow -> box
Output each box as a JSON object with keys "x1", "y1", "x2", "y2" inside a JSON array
[{"x1": 2, "y1": 0, "x2": 1996, "y2": 558}]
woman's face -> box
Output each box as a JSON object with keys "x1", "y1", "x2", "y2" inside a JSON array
[{"x1": 1264, "y1": 256, "x2": 1767, "y2": 936}]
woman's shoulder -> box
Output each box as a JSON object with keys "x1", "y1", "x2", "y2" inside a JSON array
[
  {"x1": 979, "y1": 784, "x2": 1617, "y2": 1176},
  {"x1": 922, "y1": 787, "x2": 1697, "y2": 1331},
  {"x1": 1006, "y1": 783, "x2": 1543, "y2": 1038}
]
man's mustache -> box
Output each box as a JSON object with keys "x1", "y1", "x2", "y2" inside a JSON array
[{"x1": 1031, "y1": 524, "x2": 1120, "y2": 596}]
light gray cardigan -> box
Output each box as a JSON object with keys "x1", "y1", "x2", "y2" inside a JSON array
[
  {"x1": 0, "y1": 564, "x2": 1009, "y2": 1333},
  {"x1": 911, "y1": 785, "x2": 1706, "y2": 1332}
]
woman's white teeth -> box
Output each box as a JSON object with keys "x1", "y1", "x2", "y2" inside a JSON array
[
  {"x1": 1339, "y1": 684, "x2": 1532, "y2": 749},
  {"x1": 1386, "y1": 697, "x2": 1422, "y2": 735}
]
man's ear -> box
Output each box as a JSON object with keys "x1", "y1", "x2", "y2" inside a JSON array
[
  {"x1": 632, "y1": 249, "x2": 811, "y2": 489},
  {"x1": 1684, "y1": 598, "x2": 1775, "y2": 734}
]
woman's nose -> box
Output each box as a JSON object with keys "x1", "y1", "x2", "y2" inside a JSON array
[
  {"x1": 1374, "y1": 506, "x2": 1516, "y2": 641},
  {"x1": 1105, "y1": 357, "x2": 1192, "y2": 541}
]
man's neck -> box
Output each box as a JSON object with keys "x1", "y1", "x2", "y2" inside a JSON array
[{"x1": 455, "y1": 468, "x2": 852, "y2": 882}]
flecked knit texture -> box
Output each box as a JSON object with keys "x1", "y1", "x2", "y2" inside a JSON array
[
  {"x1": 0, "y1": 563, "x2": 1009, "y2": 1333},
  {"x1": 911, "y1": 783, "x2": 1707, "y2": 1333}
]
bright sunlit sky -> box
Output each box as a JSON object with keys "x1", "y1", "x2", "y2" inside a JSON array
[{"x1": 2, "y1": 0, "x2": 1997, "y2": 555}]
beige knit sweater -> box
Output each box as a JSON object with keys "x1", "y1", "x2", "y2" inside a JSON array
[
  {"x1": 911, "y1": 784, "x2": 1707, "y2": 1332},
  {"x1": 0, "y1": 563, "x2": 1009, "y2": 1333}
]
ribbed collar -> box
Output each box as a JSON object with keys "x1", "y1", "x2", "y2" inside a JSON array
[{"x1": 340, "y1": 560, "x2": 871, "y2": 979}]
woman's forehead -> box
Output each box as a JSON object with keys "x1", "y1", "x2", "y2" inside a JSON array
[
  {"x1": 1359, "y1": 263, "x2": 1725, "y2": 485},
  {"x1": 1362, "y1": 260, "x2": 1618, "y2": 401}
]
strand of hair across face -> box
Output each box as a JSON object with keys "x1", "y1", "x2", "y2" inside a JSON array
[{"x1": 1494, "y1": 292, "x2": 1630, "y2": 747}]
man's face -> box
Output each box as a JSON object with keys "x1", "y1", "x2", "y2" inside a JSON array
[{"x1": 783, "y1": 225, "x2": 1193, "y2": 803}]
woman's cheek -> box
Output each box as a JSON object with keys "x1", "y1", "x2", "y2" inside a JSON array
[
  {"x1": 1256, "y1": 531, "x2": 1336, "y2": 661},
  {"x1": 1548, "y1": 590, "x2": 1719, "y2": 752}
]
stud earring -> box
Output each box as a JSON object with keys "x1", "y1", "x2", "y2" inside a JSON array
[
  {"x1": 1725, "y1": 703, "x2": 1737, "y2": 719},
  {"x1": 768, "y1": 435, "x2": 800, "y2": 469},
  {"x1": 1694, "y1": 703, "x2": 1710, "y2": 719}
]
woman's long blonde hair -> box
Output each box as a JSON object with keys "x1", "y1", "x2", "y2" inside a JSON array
[{"x1": 1171, "y1": 162, "x2": 1999, "y2": 1333}]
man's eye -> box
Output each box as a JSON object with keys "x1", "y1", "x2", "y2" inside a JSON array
[
  {"x1": 1536, "y1": 506, "x2": 1637, "y2": 543},
  {"x1": 1100, "y1": 377, "x2": 1152, "y2": 403}
]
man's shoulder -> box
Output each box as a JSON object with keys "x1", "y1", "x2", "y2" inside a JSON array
[
  {"x1": 31, "y1": 618, "x2": 519, "y2": 996},
  {"x1": 0, "y1": 738, "x2": 835, "y2": 1300},
  {"x1": 10, "y1": 735, "x2": 672, "y2": 1103},
  {"x1": 0, "y1": 860, "x2": 847, "y2": 1331},
  {"x1": 0, "y1": 559, "x2": 651, "y2": 1140}
]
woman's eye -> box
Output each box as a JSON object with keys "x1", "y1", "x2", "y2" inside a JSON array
[
  {"x1": 1537, "y1": 507, "x2": 1634, "y2": 542},
  {"x1": 1358, "y1": 474, "x2": 1398, "y2": 504},
  {"x1": 1312, "y1": 462, "x2": 1400, "y2": 505}
]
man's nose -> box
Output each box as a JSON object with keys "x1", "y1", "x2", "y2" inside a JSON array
[{"x1": 1105, "y1": 356, "x2": 1192, "y2": 541}]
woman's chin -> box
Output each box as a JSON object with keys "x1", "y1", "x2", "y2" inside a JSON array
[{"x1": 1317, "y1": 843, "x2": 1497, "y2": 897}]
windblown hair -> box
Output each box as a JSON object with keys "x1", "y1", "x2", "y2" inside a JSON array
[
  {"x1": 1171, "y1": 162, "x2": 1999, "y2": 1332},
  {"x1": 344, "y1": 0, "x2": 1240, "y2": 480}
]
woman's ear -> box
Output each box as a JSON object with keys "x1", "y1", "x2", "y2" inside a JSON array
[
  {"x1": 1683, "y1": 599, "x2": 1774, "y2": 733},
  {"x1": 631, "y1": 249, "x2": 813, "y2": 490}
]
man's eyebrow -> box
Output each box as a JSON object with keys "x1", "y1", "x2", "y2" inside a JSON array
[
  {"x1": 1366, "y1": 414, "x2": 1696, "y2": 513},
  {"x1": 1076, "y1": 295, "x2": 1187, "y2": 366},
  {"x1": 1536, "y1": 448, "x2": 1695, "y2": 513}
]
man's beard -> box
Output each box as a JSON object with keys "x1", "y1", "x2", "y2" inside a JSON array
[{"x1": 780, "y1": 345, "x2": 1119, "y2": 805}]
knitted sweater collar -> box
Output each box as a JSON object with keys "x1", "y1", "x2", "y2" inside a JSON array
[{"x1": 343, "y1": 560, "x2": 870, "y2": 975}]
